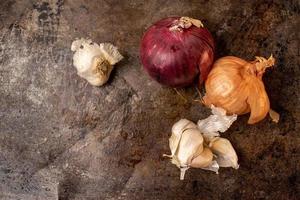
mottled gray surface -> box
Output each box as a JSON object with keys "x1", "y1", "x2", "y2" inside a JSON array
[{"x1": 0, "y1": 0, "x2": 299, "y2": 199}]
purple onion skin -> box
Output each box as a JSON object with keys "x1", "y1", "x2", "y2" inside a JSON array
[{"x1": 140, "y1": 17, "x2": 215, "y2": 87}]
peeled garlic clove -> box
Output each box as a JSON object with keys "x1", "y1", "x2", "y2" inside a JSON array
[
  {"x1": 190, "y1": 147, "x2": 213, "y2": 168},
  {"x1": 197, "y1": 105, "x2": 237, "y2": 142},
  {"x1": 71, "y1": 38, "x2": 123, "y2": 86},
  {"x1": 209, "y1": 137, "x2": 239, "y2": 169}
]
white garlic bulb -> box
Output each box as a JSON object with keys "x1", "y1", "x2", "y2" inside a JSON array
[
  {"x1": 164, "y1": 119, "x2": 218, "y2": 180},
  {"x1": 197, "y1": 105, "x2": 237, "y2": 142},
  {"x1": 209, "y1": 137, "x2": 239, "y2": 169},
  {"x1": 71, "y1": 38, "x2": 123, "y2": 86}
]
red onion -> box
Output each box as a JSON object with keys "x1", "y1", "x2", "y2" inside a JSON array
[{"x1": 140, "y1": 17, "x2": 215, "y2": 87}]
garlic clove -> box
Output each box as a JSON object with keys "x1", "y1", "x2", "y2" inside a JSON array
[
  {"x1": 175, "y1": 128, "x2": 204, "y2": 167},
  {"x1": 172, "y1": 119, "x2": 198, "y2": 135},
  {"x1": 190, "y1": 147, "x2": 213, "y2": 168},
  {"x1": 209, "y1": 137, "x2": 239, "y2": 169},
  {"x1": 165, "y1": 119, "x2": 204, "y2": 180},
  {"x1": 173, "y1": 128, "x2": 203, "y2": 180},
  {"x1": 71, "y1": 38, "x2": 123, "y2": 86},
  {"x1": 169, "y1": 119, "x2": 198, "y2": 156},
  {"x1": 190, "y1": 148, "x2": 220, "y2": 174},
  {"x1": 197, "y1": 105, "x2": 237, "y2": 142}
]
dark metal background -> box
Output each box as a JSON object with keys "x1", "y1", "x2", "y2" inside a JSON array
[{"x1": 0, "y1": 0, "x2": 299, "y2": 199}]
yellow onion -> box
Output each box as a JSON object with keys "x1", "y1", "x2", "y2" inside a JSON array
[{"x1": 203, "y1": 55, "x2": 276, "y2": 124}]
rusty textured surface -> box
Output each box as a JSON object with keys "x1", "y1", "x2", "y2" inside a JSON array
[{"x1": 0, "y1": 0, "x2": 299, "y2": 199}]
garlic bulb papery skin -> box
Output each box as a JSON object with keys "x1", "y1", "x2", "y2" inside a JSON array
[
  {"x1": 197, "y1": 105, "x2": 237, "y2": 142},
  {"x1": 203, "y1": 55, "x2": 276, "y2": 124},
  {"x1": 71, "y1": 38, "x2": 123, "y2": 86},
  {"x1": 209, "y1": 137, "x2": 239, "y2": 169}
]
